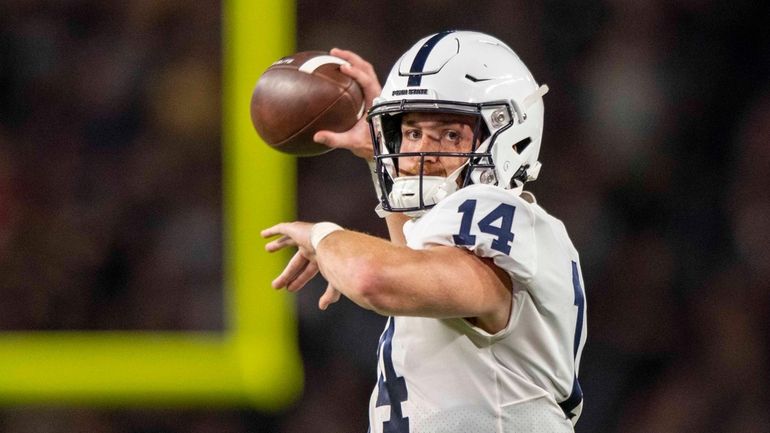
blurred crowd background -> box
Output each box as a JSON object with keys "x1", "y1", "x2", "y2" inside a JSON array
[{"x1": 1, "y1": 0, "x2": 769, "y2": 432}]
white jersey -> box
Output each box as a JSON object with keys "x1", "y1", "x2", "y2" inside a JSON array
[{"x1": 368, "y1": 184, "x2": 587, "y2": 433}]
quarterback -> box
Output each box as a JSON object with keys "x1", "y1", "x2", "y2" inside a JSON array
[{"x1": 263, "y1": 31, "x2": 587, "y2": 432}]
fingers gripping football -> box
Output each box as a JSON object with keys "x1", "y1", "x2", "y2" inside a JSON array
[
  {"x1": 330, "y1": 48, "x2": 381, "y2": 107},
  {"x1": 313, "y1": 48, "x2": 382, "y2": 160}
]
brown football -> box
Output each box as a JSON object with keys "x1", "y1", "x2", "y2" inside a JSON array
[{"x1": 250, "y1": 51, "x2": 365, "y2": 156}]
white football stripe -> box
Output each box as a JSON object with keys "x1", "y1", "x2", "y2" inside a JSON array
[{"x1": 298, "y1": 55, "x2": 349, "y2": 74}]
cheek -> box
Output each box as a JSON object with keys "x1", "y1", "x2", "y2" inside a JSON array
[
  {"x1": 460, "y1": 137, "x2": 475, "y2": 152},
  {"x1": 440, "y1": 156, "x2": 467, "y2": 173},
  {"x1": 441, "y1": 160, "x2": 460, "y2": 172},
  {"x1": 400, "y1": 139, "x2": 419, "y2": 152}
]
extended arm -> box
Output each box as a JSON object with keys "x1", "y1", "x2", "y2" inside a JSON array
[{"x1": 262, "y1": 222, "x2": 513, "y2": 333}]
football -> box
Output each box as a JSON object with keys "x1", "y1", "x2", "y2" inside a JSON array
[{"x1": 250, "y1": 51, "x2": 365, "y2": 156}]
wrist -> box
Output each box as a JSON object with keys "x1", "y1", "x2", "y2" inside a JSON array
[{"x1": 310, "y1": 222, "x2": 344, "y2": 251}]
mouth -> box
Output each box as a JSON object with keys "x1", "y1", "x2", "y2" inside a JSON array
[{"x1": 398, "y1": 165, "x2": 444, "y2": 178}]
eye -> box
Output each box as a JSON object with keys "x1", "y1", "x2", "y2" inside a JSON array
[
  {"x1": 443, "y1": 130, "x2": 461, "y2": 143},
  {"x1": 404, "y1": 129, "x2": 422, "y2": 141}
]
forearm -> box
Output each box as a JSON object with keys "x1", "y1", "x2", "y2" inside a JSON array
[
  {"x1": 313, "y1": 229, "x2": 396, "y2": 312},
  {"x1": 314, "y1": 229, "x2": 508, "y2": 319}
]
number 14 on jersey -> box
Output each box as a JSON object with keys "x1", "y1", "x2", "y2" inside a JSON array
[{"x1": 453, "y1": 199, "x2": 516, "y2": 255}]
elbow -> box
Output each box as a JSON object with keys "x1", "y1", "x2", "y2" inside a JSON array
[{"x1": 345, "y1": 256, "x2": 394, "y2": 314}]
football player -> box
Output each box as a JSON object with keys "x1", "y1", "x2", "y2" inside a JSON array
[{"x1": 263, "y1": 30, "x2": 587, "y2": 432}]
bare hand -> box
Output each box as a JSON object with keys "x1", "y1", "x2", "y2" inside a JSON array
[
  {"x1": 313, "y1": 48, "x2": 382, "y2": 160},
  {"x1": 262, "y1": 222, "x2": 316, "y2": 291},
  {"x1": 262, "y1": 221, "x2": 343, "y2": 309},
  {"x1": 319, "y1": 282, "x2": 342, "y2": 310}
]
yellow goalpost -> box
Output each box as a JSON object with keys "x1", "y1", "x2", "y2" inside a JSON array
[{"x1": 0, "y1": 0, "x2": 302, "y2": 410}]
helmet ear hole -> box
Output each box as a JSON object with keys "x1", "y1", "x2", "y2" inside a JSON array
[
  {"x1": 383, "y1": 114, "x2": 403, "y2": 153},
  {"x1": 514, "y1": 137, "x2": 532, "y2": 153}
]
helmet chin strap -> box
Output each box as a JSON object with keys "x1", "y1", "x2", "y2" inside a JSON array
[{"x1": 388, "y1": 162, "x2": 468, "y2": 217}]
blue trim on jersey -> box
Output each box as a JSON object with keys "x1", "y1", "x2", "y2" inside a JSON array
[
  {"x1": 571, "y1": 261, "x2": 585, "y2": 358},
  {"x1": 559, "y1": 261, "x2": 585, "y2": 418},
  {"x1": 407, "y1": 30, "x2": 455, "y2": 87},
  {"x1": 559, "y1": 378, "x2": 584, "y2": 419},
  {"x1": 375, "y1": 318, "x2": 410, "y2": 432}
]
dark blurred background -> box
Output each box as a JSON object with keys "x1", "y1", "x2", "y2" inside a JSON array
[{"x1": 1, "y1": 0, "x2": 769, "y2": 432}]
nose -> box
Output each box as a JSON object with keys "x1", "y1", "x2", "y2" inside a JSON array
[
  {"x1": 417, "y1": 133, "x2": 440, "y2": 150},
  {"x1": 418, "y1": 134, "x2": 440, "y2": 162}
]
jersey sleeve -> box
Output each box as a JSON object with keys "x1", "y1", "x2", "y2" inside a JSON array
[{"x1": 405, "y1": 184, "x2": 537, "y2": 283}]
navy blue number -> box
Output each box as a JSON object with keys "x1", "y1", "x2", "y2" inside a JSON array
[
  {"x1": 375, "y1": 318, "x2": 409, "y2": 433},
  {"x1": 477, "y1": 203, "x2": 516, "y2": 254},
  {"x1": 559, "y1": 261, "x2": 585, "y2": 419},
  {"x1": 452, "y1": 199, "x2": 477, "y2": 246},
  {"x1": 453, "y1": 199, "x2": 516, "y2": 255}
]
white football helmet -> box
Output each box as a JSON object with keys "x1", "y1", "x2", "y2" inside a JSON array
[{"x1": 368, "y1": 30, "x2": 548, "y2": 216}]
